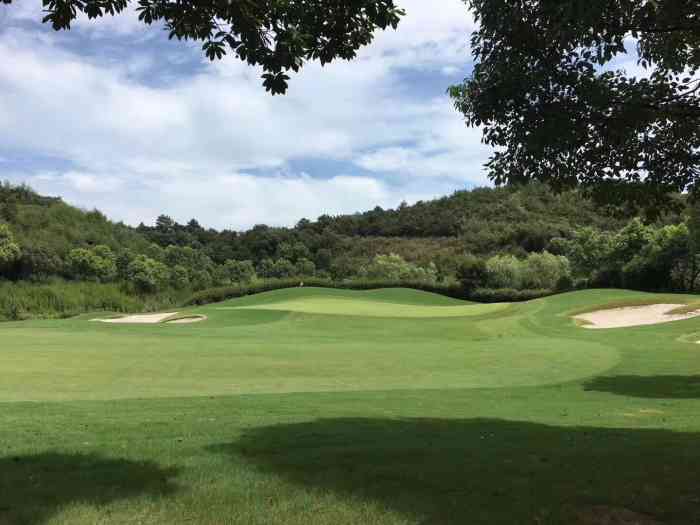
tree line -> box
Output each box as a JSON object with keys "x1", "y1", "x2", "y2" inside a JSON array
[{"x1": 1, "y1": 181, "x2": 699, "y2": 303}]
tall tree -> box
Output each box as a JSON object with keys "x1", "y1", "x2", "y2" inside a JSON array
[
  {"x1": 3, "y1": 0, "x2": 403, "y2": 94},
  {"x1": 450, "y1": 0, "x2": 699, "y2": 207}
]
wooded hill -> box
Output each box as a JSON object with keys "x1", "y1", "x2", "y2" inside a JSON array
[{"x1": 0, "y1": 181, "x2": 695, "y2": 303}]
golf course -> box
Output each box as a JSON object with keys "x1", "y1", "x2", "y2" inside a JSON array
[{"x1": 2, "y1": 287, "x2": 700, "y2": 524}]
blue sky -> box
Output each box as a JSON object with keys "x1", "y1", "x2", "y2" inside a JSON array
[{"x1": 0, "y1": 1, "x2": 490, "y2": 229}]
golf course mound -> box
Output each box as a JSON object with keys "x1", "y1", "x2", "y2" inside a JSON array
[
  {"x1": 573, "y1": 303, "x2": 700, "y2": 329},
  {"x1": 215, "y1": 287, "x2": 510, "y2": 318}
]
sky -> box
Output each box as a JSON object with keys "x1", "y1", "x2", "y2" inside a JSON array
[{"x1": 0, "y1": 1, "x2": 490, "y2": 230}]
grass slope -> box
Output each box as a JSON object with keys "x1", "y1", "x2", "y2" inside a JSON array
[
  {"x1": 219, "y1": 287, "x2": 502, "y2": 318},
  {"x1": 2, "y1": 288, "x2": 700, "y2": 524}
]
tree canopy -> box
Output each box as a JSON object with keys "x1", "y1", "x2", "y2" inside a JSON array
[
  {"x1": 4, "y1": 0, "x2": 404, "y2": 94},
  {"x1": 450, "y1": 0, "x2": 699, "y2": 206}
]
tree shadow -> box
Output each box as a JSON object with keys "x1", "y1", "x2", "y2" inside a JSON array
[
  {"x1": 212, "y1": 418, "x2": 700, "y2": 524},
  {"x1": 584, "y1": 375, "x2": 700, "y2": 399},
  {"x1": 0, "y1": 452, "x2": 179, "y2": 524}
]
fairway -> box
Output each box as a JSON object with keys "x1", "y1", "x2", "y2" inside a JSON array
[{"x1": 3, "y1": 287, "x2": 700, "y2": 524}]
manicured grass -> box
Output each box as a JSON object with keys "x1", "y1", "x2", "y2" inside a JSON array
[
  {"x1": 2, "y1": 288, "x2": 700, "y2": 524},
  {"x1": 222, "y1": 296, "x2": 507, "y2": 317}
]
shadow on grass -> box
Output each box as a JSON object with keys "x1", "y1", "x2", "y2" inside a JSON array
[
  {"x1": 212, "y1": 418, "x2": 700, "y2": 525},
  {"x1": 0, "y1": 453, "x2": 178, "y2": 524},
  {"x1": 584, "y1": 375, "x2": 700, "y2": 399}
]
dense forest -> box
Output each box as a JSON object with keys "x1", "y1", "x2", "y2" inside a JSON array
[{"x1": 0, "y1": 180, "x2": 698, "y2": 319}]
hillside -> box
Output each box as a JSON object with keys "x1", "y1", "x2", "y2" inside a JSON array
[
  {"x1": 0, "y1": 180, "x2": 696, "y2": 313},
  {"x1": 0, "y1": 182, "x2": 154, "y2": 279}
]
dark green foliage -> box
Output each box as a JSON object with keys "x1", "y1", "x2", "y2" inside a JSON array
[
  {"x1": 316, "y1": 184, "x2": 634, "y2": 240},
  {"x1": 133, "y1": 183, "x2": 654, "y2": 273},
  {"x1": 456, "y1": 255, "x2": 487, "y2": 292},
  {"x1": 0, "y1": 183, "x2": 153, "y2": 281},
  {"x1": 469, "y1": 288, "x2": 553, "y2": 303},
  {"x1": 127, "y1": 255, "x2": 170, "y2": 293},
  {"x1": 556, "y1": 218, "x2": 697, "y2": 291},
  {"x1": 296, "y1": 258, "x2": 316, "y2": 277},
  {"x1": 219, "y1": 259, "x2": 256, "y2": 285},
  {"x1": 450, "y1": 0, "x2": 700, "y2": 207},
  {"x1": 66, "y1": 245, "x2": 117, "y2": 282},
  {"x1": 6, "y1": 0, "x2": 404, "y2": 95}
]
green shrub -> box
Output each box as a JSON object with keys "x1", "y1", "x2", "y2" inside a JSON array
[
  {"x1": 456, "y1": 255, "x2": 487, "y2": 292},
  {"x1": 360, "y1": 253, "x2": 438, "y2": 284},
  {"x1": 66, "y1": 245, "x2": 117, "y2": 282},
  {"x1": 521, "y1": 251, "x2": 571, "y2": 290},
  {"x1": 485, "y1": 255, "x2": 523, "y2": 289},
  {"x1": 127, "y1": 255, "x2": 170, "y2": 293},
  {"x1": 469, "y1": 288, "x2": 552, "y2": 303},
  {"x1": 220, "y1": 259, "x2": 256, "y2": 284}
]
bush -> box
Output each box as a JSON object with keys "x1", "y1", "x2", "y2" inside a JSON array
[
  {"x1": 485, "y1": 255, "x2": 523, "y2": 289},
  {"x1": 170, "y1": 264, "x2": 190, "y2": 289},
  {"x1": 220, "y1": 259, "x2": 256, "y2": 284},
  {"x1": 521, "y1": 251, "x2": 571, "y2": 290},
  {"x1": 66, "y1": 245, "x2": 117, "y2": 282},
  {"x1": 270, "y1": 258, "x2": 297, "y2": 279},
  {"x1": 469, "y1": 288, "x2": 553, "y2": 303},
  {"x1": 361, "y1": 253, "x2": 438, "y2": 284},
  {"x1": 190, "y1": 268, "x2": 213, "y2": 290},
  {"x1": 456, "y1": 255, "x2": 487, "y2": 292},
  {"x1": 127, "y1": 255, "x2": 170, "y2": 293},
  {"x1": 296, "y1": 258, "x2": 316, "y2": 276}
]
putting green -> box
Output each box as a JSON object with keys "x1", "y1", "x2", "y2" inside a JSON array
[{"x1": 0, "y1": 288, "x2": 622, "y2": 402}]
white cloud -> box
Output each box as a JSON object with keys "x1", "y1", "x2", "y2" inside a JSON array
[
  {"x1": 63, "y1": 172, "x2": 124, "y2": 193},
  {"x1": 0, "y1": 0, "x2": 488, "y2": 228},
  {"x1": 25, "y1": 170, "x2": 417, "y2": 229}
]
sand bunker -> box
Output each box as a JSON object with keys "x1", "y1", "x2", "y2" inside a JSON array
[
  {"x1": 94, "y1": 312, "x2": 178, "y2": 324},
  {"x1": 574, "y1": 304, "x2": 700, "y2": 329},
  {"x1": 166, "y1": 315, "x2": 207, "y2": 324}
]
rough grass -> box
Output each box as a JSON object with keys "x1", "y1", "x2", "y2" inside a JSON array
[
  {"x1": 564, "y1": 289, "x2": 700, "y2": 317},
  {"x1": 667, "y1": 301, "x2": 700, "y2": 315},
  {"x1": 0, "y1": 280, "x2": 187, "y2": 321},
  {"x1": 2, "y1": 288, "x2": 700, "y2": 524}
]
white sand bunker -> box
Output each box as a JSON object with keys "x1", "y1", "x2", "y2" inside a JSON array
[
  {"x1": 574, "y1": 304, "x2": 700, "y2": 329},
  {"x1": 93, "y1": 312, "x2": 178, "y2": 324},
  {"x1": 166, "y1": 315, "x2": 207, "y2": 324}
]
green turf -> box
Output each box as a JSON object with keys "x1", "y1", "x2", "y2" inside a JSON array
[
  {"x1": 2, "y1": 287, "x2": 700, "y2": 524},
  {"x1": 220, "y1": 290, "x2": 506, "y2": 317}
]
